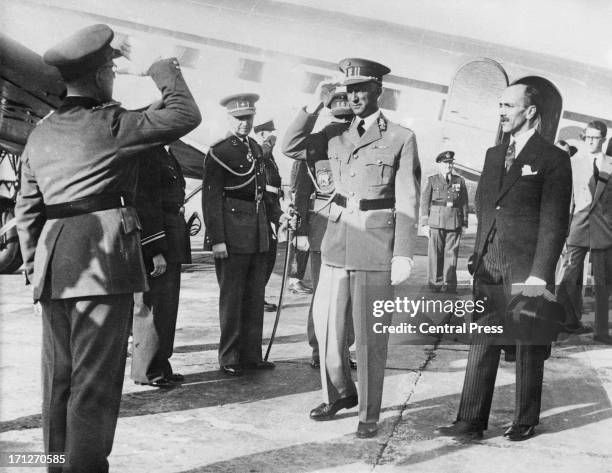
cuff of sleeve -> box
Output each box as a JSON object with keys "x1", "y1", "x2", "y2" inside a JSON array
[{"x1": 391, "y1": 256, "x2": 414, "y2": 268}]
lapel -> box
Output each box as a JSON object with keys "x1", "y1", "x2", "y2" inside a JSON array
[
  {"x1": 495, "y1": 132, "x2": 540, "y2": 204},
  {"x1": 590, "y1": 155, "x2": 612, "y2": 213}
]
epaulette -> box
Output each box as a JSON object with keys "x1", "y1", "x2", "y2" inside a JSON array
[{"x1": 92, "y1": 100, "x2": 121, "y2": 111}]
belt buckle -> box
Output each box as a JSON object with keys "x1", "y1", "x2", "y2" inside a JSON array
[{"x1": 346, "y1": 196, "x2": 359, "y2": 212}]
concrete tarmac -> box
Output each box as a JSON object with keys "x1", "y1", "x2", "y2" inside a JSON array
[{"x1": 0, "y1": 236, "x2": 611, "y2": 473}]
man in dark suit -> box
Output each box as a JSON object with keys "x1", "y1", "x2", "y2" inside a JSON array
[
  {"x1": 420, "y1": 151, "x2": 469, "y2": 293},
  {"x1": 202, "y1": 94, "x2": 275, "y2": 376},
  {"x1": 438, "y1": 83, "x2": 572, "y2": 442},
  {"x1": 131, "y1": 145, "x2": 192, "y2": 388},
  {"x1": 557, "y1": 121, "x2": 612, "y2": 342},
  {"x1": 283, "y1": 59, "x2": 421, "y2": 438},
  {"x1": 15, "y1": 25, "x2": 201, "y2": 472}
]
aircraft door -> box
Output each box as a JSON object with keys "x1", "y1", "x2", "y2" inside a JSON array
[{"x1": 441, "y1": 59, "x2": 509, "y2": 173}]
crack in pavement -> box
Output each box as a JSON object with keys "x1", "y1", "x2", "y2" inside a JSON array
[{"x1": 372, "y1": 344, "x2": 440, "y2": 471}]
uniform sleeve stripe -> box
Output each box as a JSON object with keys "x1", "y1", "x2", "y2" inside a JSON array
[{"x1": 142, "y1": 232, "x2": 166, "y2": 245}]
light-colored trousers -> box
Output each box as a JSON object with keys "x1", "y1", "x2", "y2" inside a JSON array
[{"x1": 313, "y1": 264, "x2": 392, "y2": 423}]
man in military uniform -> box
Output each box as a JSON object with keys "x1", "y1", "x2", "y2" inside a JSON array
[
  {"x1": 131, "y1": 145, "x2": 191, "y2": 388},
  {"x1": 291, "y1": 87, "x2": 356, "y2": 369},
  {"x1": 15, "y1": 24, "x2": 200, "y2": 472},
  {"x1": 283, "y1": 59, "x2": 421, "y2": 438},
  {"x1": 254, "y1": 119, "x2": 283, "y2": 312},
  {"x1": 203, "y1": 94, "x2": 274, "y2": 376},
  {"x1": 420, "y1": 151, "x2": 469, "y2": 293}
]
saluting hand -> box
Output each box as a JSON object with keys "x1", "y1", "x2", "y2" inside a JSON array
[
  {"x1": 307, "y1": 80, "x2": 340, "y2": 113},
  {"x1": 115, "y1": 36, "x2": 162, "y2": 76}
]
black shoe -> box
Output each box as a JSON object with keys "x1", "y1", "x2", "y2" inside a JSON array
[
  {"x1": 310, "y1": 357, "x2": 320, "y2": 369},
  {"x1": 563, "y1": 323, "x2": 593, "y2": 335},
  {"x1": 593, "y1": 334, "x2": 612, "y2": 345},
  {"x1": 445, "y1": 287, "x2": 458, "y2": 294},
  {"x1": 504, "y1": 424, "x2": 536, "y2": 441},
  {"x1": 264, "y1": 300, "x2": 278, "y2": 312},
  {"x1": 309, "y1": 395, "x2": 358, "y2": 421},
  {"x1": 244, "y1": 360, "x2": 275, "y2": 370},
  {"x1": 136, "y1": 377, "x2": 177, "y2": 389},
  {"x1": 436, "y1": 421, "x2": 483, "y2": 440},
  {"x1": 349, "y1": 357, "x2": 357, "y2": 370},
  {"x1": 430, "y1": 285, "x2": 442, "y2": 293},
  {"x1": 221, "y1": 364, "x2": 243, "y2": 376},
  {"x1": 167, "y1": 373, "x2": 184, "y2": 383},
  {"x1": 288, "y1": 280, "x2": 313, "y2": 294},
  {"x1": 356, "y1": 421, "x2": 378, "y2": 438}
]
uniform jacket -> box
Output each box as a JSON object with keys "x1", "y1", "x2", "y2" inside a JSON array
[
  {"x1": 15, "y1": 58, "x2": 201, "y2": 300},
  {"x1": 135, "y1": 146, "x2": 191, "y2": 269},
  {"x1": 420, "y1": 173, "x2": 469, "y2": 230},
  {"x1": 283, "y1": 108, "x2": 421, "y2": 271},
  {"x1": 262, "y1": 143, "x2": 282, "y2": 227},
  {"x1": 567, "y1": 152, "x2": 612, "y2": 249},
  {"x1": 473, "y1": 131, "x2": 571, "y2": 284},
  {"x1": 202, "y1": 134, "x2": 269, "y2": 254}
]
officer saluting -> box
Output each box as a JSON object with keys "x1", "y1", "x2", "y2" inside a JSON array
[
  {"x1": 283, "y1": 59, "x2": 421, "y2": 438},
  {"x1": 420, "y1": 151, "x2": 469, "y2": 293},
  {"x1": 15, "y1": 24, "x2": 201, "y2": 472},
  {"x1": 203, "y1": 94, "x2": 275, "y2": 376}
]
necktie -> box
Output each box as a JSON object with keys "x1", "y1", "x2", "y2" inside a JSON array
[
  {"x1": 593, "y1": 157, "x2": 600, "y2": 180},
  {"x1": 357, "y1": 120, "x2": 366, "y2": 137},
  {"x1": 505, "y1": 141, "x2": 516, "y2": 173},
  {"x1": 446, "y1": 173, "x2": 451, "y2": 184}
]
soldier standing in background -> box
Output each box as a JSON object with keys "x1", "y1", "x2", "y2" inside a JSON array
[
  {"x1": 131, "y1": 145, "x2": 191, "y2": 388},
  {"x1": 15, "y1": 24, "x2": 201, "y2": 472},
  {"x1": 254, "y1": 119, "x2": 283, "y2": 312},
  {"x1": 420, "y1": 151, "x2": 469, "y2": 293},
  {"x1": 203, "y1": 94, "x2": 275, "y2": 376}
]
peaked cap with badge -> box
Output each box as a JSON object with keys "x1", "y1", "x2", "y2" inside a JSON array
[
  {"x1": 220, "y1": 93, "x2": 259, "y2": 117},
  {"x1": 338, "y1": 58, "x2": 391, "y2": 86},
  {"x1": 436, "y1": 150, "x2": 455, "y2": 163}
]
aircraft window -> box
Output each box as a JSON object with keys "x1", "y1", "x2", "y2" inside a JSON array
[
  {"x1": 380, "y1": 87, "x2": 400, "y2": 111},
  {"x1": 302, "y1": 72, "x2": 330, "y2": 94},
  {"x1": 236, "y1": 58, "x2": 263, "y2": 82}
]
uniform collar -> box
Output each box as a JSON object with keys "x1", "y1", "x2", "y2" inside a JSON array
[
  {"x1": 60, "y1": 96, "x2": 103, "y2": 109},
  {"x1": 353, "y1": 109, "x2": 381, "y2": 134}
]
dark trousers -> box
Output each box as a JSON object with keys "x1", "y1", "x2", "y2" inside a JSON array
[
  {"x1": 289, "y1": 246, "x2": 310, "y2": 280},
  {"x1": 265, "y1": 235, "x2": 278, "y2": 286},
  {"x1": 215, "y1": 252, "x2": 267, "y2": 365},
  {"x1": 131, "y1": 263, "x2": 181, "y2": 383},
  {"x1": 591, "y1": 247, "x2": 612, "y2": 336},
  {"x1": 41, "y1": 294, "x2": 132, "y2": 473},
  {"x1": 457, "y1": 233, "x2": 547, "y2": 429},
  {"x1": 428, "y1": 228, "x2": 461, "y2": 290},
  {"x1": 556, "y1": 245, "x2": 587, "y2": 326}
]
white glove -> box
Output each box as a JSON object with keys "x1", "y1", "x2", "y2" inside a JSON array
[
  {"x1": 295, "y1": 236, "x2": 310, "y2": 252},
  {"x1": 115, "y1": 36, "x2": 162, "y2": 76},
  {"x1": 212, "y1": 242, "x2": 229, "y2": 259},
  {"x1": 391, "y1": 257, "x2": 414, "y2": 285},
  {"x1": 511, "y1": 275, "x2": 547, "y2": 297}
]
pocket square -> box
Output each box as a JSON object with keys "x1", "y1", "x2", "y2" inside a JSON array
[{"x1": 521, "y1": 165, "x2": 538, "y2": 176}]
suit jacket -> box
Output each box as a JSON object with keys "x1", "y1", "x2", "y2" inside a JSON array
[
  {"x1": 567, "y1": 153, "x2": 612, "y2": 249},
  {"x1": 473, "y1": 131, "x2": 572, "y2": 284},
  {"x1": 15, "y1": 58, "x2": 201, "y2": 300},
  {"x1": 283, "y1": 108, "x2": 421, "y2": 271},
  {"x1": 420, "y1": 173, "x2": 469, "y2": 230},
  {"x1": 202, "y1": 134, "x2": 269, "y2": 254},
  {"x1": 136, "y1": 146, "x2": 191, "y2": 269}
]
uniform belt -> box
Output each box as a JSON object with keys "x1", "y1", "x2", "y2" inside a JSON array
[
  {"x1": 332, "y1": 194, "x2": 395, "y2": 211},
  {"x1": 162, "y1": 202, "x2": 185, "y2": 215},
  {"x1": 224, "y1": 190, "x2": 262, "y2": 202},
  {"x1": 45, "y1": 193, "x2": 132, "y2": 219},
  {"x1": 432, "y1": 201, "x2": 460, "y2": 208}
]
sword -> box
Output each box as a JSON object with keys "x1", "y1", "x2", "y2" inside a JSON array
[{"x1": 264, "y1": 208, "x2": 298, "y2": 361}]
